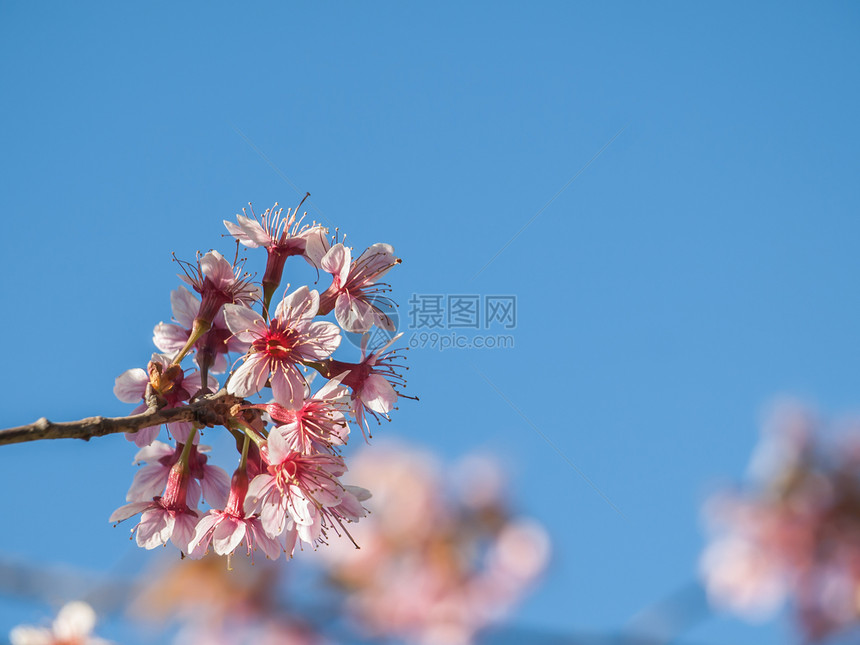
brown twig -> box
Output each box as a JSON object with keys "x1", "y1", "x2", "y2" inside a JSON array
[{"x1": 0, "y1": 389, "x2": 242, "y2": 447}]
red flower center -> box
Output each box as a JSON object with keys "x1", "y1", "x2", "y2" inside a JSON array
[{"x1": 254, "y1": 326, "x2": 299, "y2": 360}]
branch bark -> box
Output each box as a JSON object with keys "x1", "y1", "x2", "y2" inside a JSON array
[{"x1": 0, "y1": 389, "x2": 242, "y2": 447}]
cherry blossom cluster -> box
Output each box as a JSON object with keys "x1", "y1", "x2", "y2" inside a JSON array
[
  {"x1": 701, "y1": 402, "x2": 860, "y2": 642},
  {"x1": 124, "y1": 444, "x2": 549, "y2": 645},
  {"x1": 109, "y1": 199, "x2": 407, "y2": 563}
]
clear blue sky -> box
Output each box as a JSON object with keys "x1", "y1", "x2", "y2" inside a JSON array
[{"x1": 2, "y1": 2, "x2": 860, "y2": 643}]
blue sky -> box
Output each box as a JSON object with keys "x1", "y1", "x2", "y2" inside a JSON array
[{"x1": 2, "y1": 2, "x2": 860, "y2": 643}]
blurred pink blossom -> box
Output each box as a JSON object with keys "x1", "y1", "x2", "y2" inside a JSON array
[
  {"x1": 320, "y1": 444, "x2": 550, "y2": 645},
  {"x1": 701, "y1": 401, "x2": 860, "y2": 641},
  {"x1": 10, "y1": 601, "x2": 112, "y2": 645}
]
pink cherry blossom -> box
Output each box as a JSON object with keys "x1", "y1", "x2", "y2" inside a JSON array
[
  {"x1": 317, "y1": 242, "x2": 400, "y2": 333},
  {"x1": 188, "y1": 463, "x2": 287, "y2": 562},
  {"x1": 223, "y1": 199, "x2": 327, "y2": 311},
  {"x1": 245, "y1": 427, "x2": 366, "y2": 545},
  {"x1": 175, "y1": 250, "x2": 260, "y2": 326},
  {"x1": 224, "y1": 286, "x2": 341, "y2": 408},
  {"x1": 153, "y1": 286, "x2": 250, "y2": 374},
  {"x1": 321, "y1": 334, "x2": 406, "y2": 438},
  {"x1": 110, "y1": 457, "x2": 200, "y2": 552},
  {"x1": 113, "y1": 354, "x2": 209, "y2": 447},
  {"x1": 699, "y1": 403, "x2": 860, "y2": 642},
  {"x1": 252, "y1": 374, "x2": 351, "y2": 454},
  {"x1": 224, "y1": 202, "x2": 310, "y2": 257},
  {"x1": 124, "y1": 440, "x2": 175, "y2": 502},
  {"x1": 188, "y1": 509, "x2": 289, "y2": 562},
  {"x1": 125, "y1": 440, "x2": 230, "y2": 510}
]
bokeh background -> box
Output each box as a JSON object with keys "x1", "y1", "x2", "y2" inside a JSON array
[{"x1": 2, "y1": 2, "x2": 860, "y2": 643}]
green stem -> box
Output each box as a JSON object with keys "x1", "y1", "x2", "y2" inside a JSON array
[
  {"x1": 231, "y1": 420, "x2": 266, "y2": 449},
  {"x1": 262, "y1": 285, "x2": 275, "y2": 322},
  {"x1": 179, "y1": 427, "x2": 198, "y2": 466},
  {"x1": 172, "y1": 319, "x2": 211, "y2": 366},
  {"x1": 239, "y1": 433, "x2": 250, "y2": 470}
]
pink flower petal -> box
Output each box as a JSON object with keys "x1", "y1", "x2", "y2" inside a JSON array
[
  {"x1": 186, "y1": 478, "x2": 202, "y2": 511},
  {"x1": 249, "y1": 518, "x2": 283, "y2": 560},
  {"x1": 302, "y1": 226, "x2": 330, "y2": 268},
  {"x1": 200, "y1": 464, "x2": 231, "y2": 508},
  {"x1": 271, "y1": 366, "x2": 307, "y2": 410},
  {"x1": 334, "y1": 293, "x2": 376, "y2": 333},
  {"x1": 113, "y1": 368, "x2": 148, "y2": 403},
  {"x1": 223, "y1": 303, "x2": 266, "y2": 343},
  {"x1": 109, "y1": 501, "x2": 151, "y2": 523},
  {"x1": 152, "y1": 322, "x2": 189, "y2": 354},
  {"x1": 199, "y1": 250, "x2": 235, "y2": 290},
  {"x1": 315, "y1": 372, "x2": 350, "y2": 400},
  {"x1": 227, "y1": 353, "x2": 270, "y2": 398},
  {"x1": 287, "y1": 492, "x2": 315, "y2": 526},
  {"x1": 136, "y1": 508, "x2": 174, "y2": 549},
  {"x1": 301, "y1": 321, "x2": 342, "y2": 358},
  {"x1": 171, "y1": 286, "x2": 199, "y2": 328},
  {"x1": 372, "y1": 306, "x2": 397, "y2": 332},
  {"x1": 129, "y1": 424, "x2": 162, "y2": 448},
  {"x1": 125, "y1": 464, "x2": 169, "y2": 502},
  {"x1": 132, "y1": 440, "x2": 173, "y2": 465},
  {"x1": 246, "y1": 474, "x2": 275, "y2": 509},
  {"x1": 321, "y1": 243, "x2": 351, "y2": 285},
  {"x1": 171, "y1": 512, "x2": 200, "y2": 551},
  {"x1": 206, "y1": 352, "x2": 229, "y2": 374},
  {"x1": 336, "y1": 487, "x2": 369, "y2": 522},
  {"x1": 212, "y1": 516, "x2": 247, "y2": 555},
  {"x1": 187, "y1": 512, "x2": 221, "y2": 557},
  {"x1": 182, "y1": 367, "x2": 204, "y2": 393},
  {"x1": 260, "y1": 497, "x2": 289, "y2": 538},
  {"x1": 168, "y1": 420, "x2": 198, "y2": 445},
  {"x1": 282, "y1": 523, "x2": 298, "y2": 557},
  {"x1": 266, "y1": 426, "x2": 292, "y2": 464},
  {"x1": 362, "y1": 243, "x2": 397, "y2": 278},
  {"x1": 296, "y1": 515, "x2": 321, "y2": 544},
  {"x1": 275, "y1": 286, "x2": 318, "y2": 324},
  {"x1": 224, "y1": 214, "x2": 269, "y2": 248},
  {"x1": 361, "y1": 374, "x2": 398, "y2": 414}
]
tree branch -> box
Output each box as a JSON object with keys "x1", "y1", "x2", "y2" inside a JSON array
[{"x1": 0, "y1": 389, "x2": 242, "y2": 447}]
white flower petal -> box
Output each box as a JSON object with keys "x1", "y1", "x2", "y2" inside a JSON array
[{"x1": 53, "y1": 602, "x2": 96, "y2": 640}]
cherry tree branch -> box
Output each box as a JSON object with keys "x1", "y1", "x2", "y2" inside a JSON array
[{"x1": 0, "y1": 389, "x2": 243, "y2": 447}]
